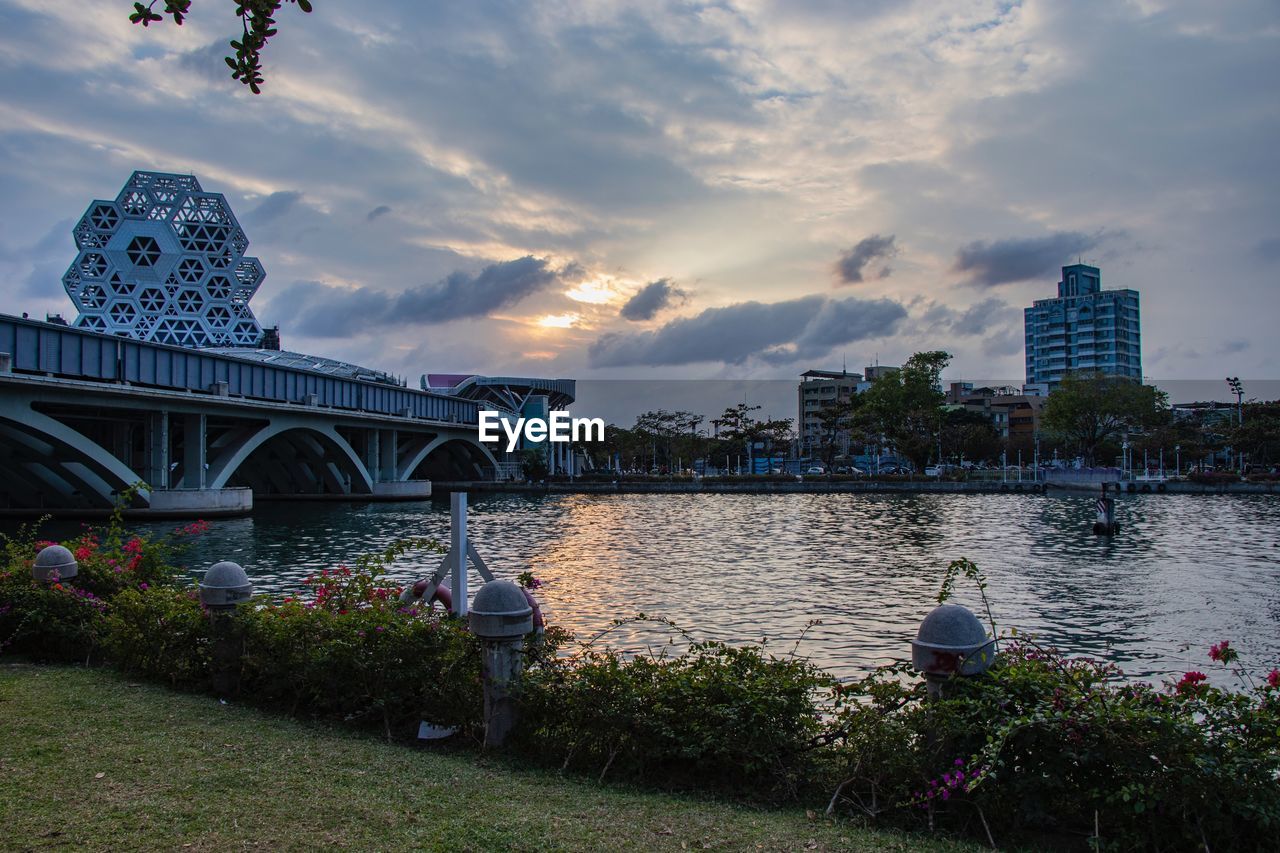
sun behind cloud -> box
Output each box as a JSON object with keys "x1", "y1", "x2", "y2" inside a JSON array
[
  {"x1": 536, "y1": 312, "x2": 580, "y2": 329},
  {"x1": 564, "y1": 278, "x2": 621, "y2": 305}
]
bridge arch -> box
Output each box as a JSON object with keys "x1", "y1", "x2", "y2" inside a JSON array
[
  {"x1": 402, "y1": 435, "x2": 500, "y2": 481},
  {"x1": 207, "y1": 419, "x2": 373, "y2": 495},
  {"x1": 0, "y1": 400, "x2": 148, "y2": 509}
]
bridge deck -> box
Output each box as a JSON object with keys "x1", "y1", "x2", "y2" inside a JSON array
[{"x1": 0, "y1": 314, "x2": 483, "y2": 426}]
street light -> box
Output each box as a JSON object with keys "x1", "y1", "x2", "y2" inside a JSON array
[
  {"x1": 1175, "y1": 444, "x2": 1181, "y2": 477},
  {"x1": 1226, "y1": 377, "x2": 1244, "y2": 426}
]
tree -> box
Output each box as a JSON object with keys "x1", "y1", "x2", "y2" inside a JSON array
[
  {"x1": 128, "y1": 0, "x2": 314, "y2": 93},
  {"x1": 1228, "y1": 402, "x2": 1280, "y2": 469},
  {"x1": 633, "y1": 410, "x2": 703, "y2": 473},
  {"x1": 711, "y1": 404, "x2": 793, "y2": 473},
  {"x1": 861, "y1": 351, "x2": 951, "y2": 473},
  {"x1": 519, "y1": 447, "x2": 548, "y2": 481},
  {"x1": 940, "y1": 409, "x2": 1001, "y2": 465},
  {"x1": 1040, "y1": 372, "x2": 1168, "y2": 466},
  {"x1": 813, "y1": 395, "x2": 876, "y2": 469}
]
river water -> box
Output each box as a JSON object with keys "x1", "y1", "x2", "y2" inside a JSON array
[{"x1": 19, "y1": 493, "x2": 1280, "y2": 684}]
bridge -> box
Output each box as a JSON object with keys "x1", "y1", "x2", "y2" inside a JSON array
[{"x1": 0, "y1": 313, "x2": 509, "y2": 515}]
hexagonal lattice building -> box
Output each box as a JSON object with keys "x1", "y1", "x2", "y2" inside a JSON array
[{"x1": 63, "y1": 171, "x2": 265, "y2": 348}]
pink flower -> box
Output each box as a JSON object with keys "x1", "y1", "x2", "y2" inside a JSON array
[
  {"x1": 1209, "y1": 641, "x2": 1237, "y2": 664},
  {"x1": 1177, "y1": 671, "x2": 1208, "y2": 694},
  {"x1": 1267, "y1": 669, "x2": 1280, "y2": 688}
]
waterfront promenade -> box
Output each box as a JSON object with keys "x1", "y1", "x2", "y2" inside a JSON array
[{"x1": 433, "y1": 478, "x2": 1277, "y2": 496}]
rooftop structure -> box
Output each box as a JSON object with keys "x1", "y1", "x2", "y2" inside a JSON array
[
  {"x1": 205, "y1": 348, "x2": 404, "y2": 386},
  {"x1": 422, "y1": 374, "x2": 576, "y2": 414},
  {"x1": 62, "y1": 171, "x2": 266, "y2": 348}
]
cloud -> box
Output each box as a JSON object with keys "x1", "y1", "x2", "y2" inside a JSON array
[
  {"x1": 917, "y1": 297, "x2": 1015, "y2": 337},
  {"x1": 590, "y1": 293, "x2": 905, "y2": 367},
  {"x1": 1255, "y1": 238, "x2": 1280, "y2": 263},
  {"x1": 1218, "y1": 339, "x2": 1250, "y2": 355},
  {"x1": 953, "y1": 232, "x2": 1105, "y2": 288},
  {"x1": 950, "y1": 298, "x2": 1014, "y2": 336},
  {"x1": 274, "y1": 255, "x2": 559, "y2": 337},
  {"x1": 366, "y1": 205, "x2": 392, "y2": 222},
  {"x1": 766, "y1": 296, "x2": 909, "y2": 363},
  {"x1": 247, "y1": 191, "x2": 304, "y2": 224},
  {"x1": 835, "y1": 234, "x2": 897, "y2": 284},
  {"x1": 980, "y1": 327, "x2": 1024, "y2": 358},
  {"x1": 619, "y1": 278, "x2": 686, "y2": 321}
]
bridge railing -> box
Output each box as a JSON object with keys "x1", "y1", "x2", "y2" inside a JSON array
[{"x1": 0, "y1": 314, "x2": 484, "y2": 425}]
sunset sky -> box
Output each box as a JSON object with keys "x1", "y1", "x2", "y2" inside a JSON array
[{"x1": 0, "y1": 0, "x2": 1276, "y2": 385}]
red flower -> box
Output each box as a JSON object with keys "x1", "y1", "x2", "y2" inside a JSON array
[
  {"x1": 1208, "y1": 641, "x2": 1237, "y2": 664},
  {"x1": 1267, "y1": 669, "x2": 1280, "y2": 689},
  {"x1": 1177, "y1": 671, "x2": 1208, "y2": 694},
  {"x1": 74, "y1": 546, "x2": 93, "y2": 562}
]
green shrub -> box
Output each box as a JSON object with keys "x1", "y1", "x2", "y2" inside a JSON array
[
  {"x1": 0, "y1": 570, "x2": 107, "y2": 662},
  {"x1": 519, "y1": 632, "x2": 827, "y2": 797},
  {"x1": 234, "y1": 541, "x2": 483, "y2": 739},
  {"x1": 103, "y1": 586, "x2": 211, "y2": 688},
  {"x1": 1188, "y1": 470, "x2": 1240, "y2": 485},
  {"x1": 828, "y1": 642, "x2": 1280, "y2": 849},
  {"x1": 239, "y1": 600, "x2": 482, "y2": 738}
]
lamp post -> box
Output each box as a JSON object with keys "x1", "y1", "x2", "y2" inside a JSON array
[
  {"x1": 1175, "y1": 444, "x2": 1181, "y2": 477},
  {"x1": 1226, "y1": 377, "x2": 1243, "y2": 426}
]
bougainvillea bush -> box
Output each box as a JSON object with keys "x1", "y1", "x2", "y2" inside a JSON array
[
  {"x1": 825, "y1": 638, "x2": 1280, "y2": 850},
  {"x1": 0, "y1": 507, "x2": 197, "y2": 661},
  {"x1": 235, "y1": 543, "x2": 485, "y2": 738}
]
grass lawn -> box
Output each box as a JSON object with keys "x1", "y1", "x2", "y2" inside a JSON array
[{"x1": 0, "y1": 663, "x2": 975, "y2": 852}]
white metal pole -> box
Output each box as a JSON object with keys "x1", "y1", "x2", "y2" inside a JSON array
[{"x1": 450, "y1": 491, "x2": 468, "y2": 617}]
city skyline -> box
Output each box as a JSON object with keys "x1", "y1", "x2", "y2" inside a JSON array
[{"x1": 0, "y1": 1, "x2": 1276, "y2": 383}]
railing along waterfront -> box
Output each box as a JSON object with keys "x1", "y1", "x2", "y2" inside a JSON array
[{"x1": 0, "y1": 313, "x2": 482, "y2": 425}]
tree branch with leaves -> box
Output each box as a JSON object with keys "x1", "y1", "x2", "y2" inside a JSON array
[{"x1": 129, "y1": 0, "x2": 314, "y2": 93}]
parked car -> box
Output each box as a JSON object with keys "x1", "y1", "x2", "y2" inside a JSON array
[{"x1": 805, "y1": 466, "x2": 826, "y2": 475}]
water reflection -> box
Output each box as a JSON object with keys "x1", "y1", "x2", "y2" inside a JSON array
[{"x1": 15, "y1": 493, "x2": 1280, "y2": 684}]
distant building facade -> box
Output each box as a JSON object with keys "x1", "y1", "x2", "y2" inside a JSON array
[
  {"x1": 1024, "y1": 264, "x2": 1141, "y2": 388},
  {"x1": 944, "y1": 382, "x2": 1048, "y2": 451},
  {"x1": 798, "y1": 368, "x2": 862, "y2": 458},
  {"x1": 797, "y1": 365, "x2": 903, "y2": 460}
]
